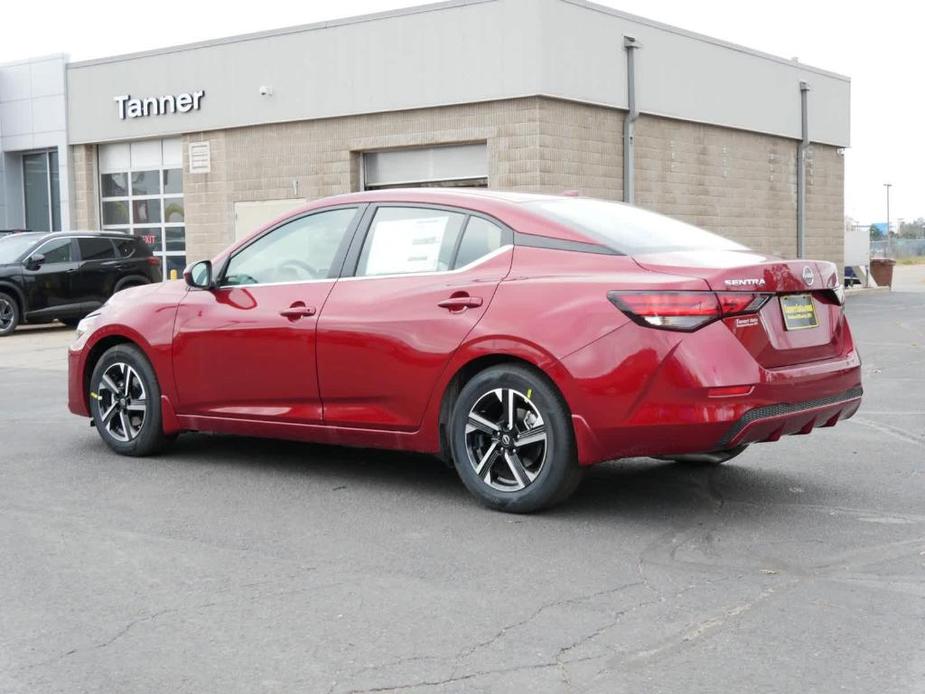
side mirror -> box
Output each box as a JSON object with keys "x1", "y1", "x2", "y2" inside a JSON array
[
  {"x1": 184, "y1": 260, "x2": 214, "y2": 289},
  {"x1": 25, "y1": 253, "x2": 45, "y2": 270}
]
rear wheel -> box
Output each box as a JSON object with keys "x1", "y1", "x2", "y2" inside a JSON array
[
  {"x1": 0, "y1": 292, "x2": 19, "y2": 336},
  {"x1": 450, "y1": 364, "x2": 582, "y2": 513},
  {"x1": 89, "y1": 344, "x2": 172, "y2": 456}
]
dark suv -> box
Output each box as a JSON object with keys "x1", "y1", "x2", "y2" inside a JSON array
[{"x1": 0, "y1": 231, "x2": 161, "y2": 336}]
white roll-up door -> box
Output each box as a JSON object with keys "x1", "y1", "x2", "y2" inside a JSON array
[{"x1": 363, "y1": 143, "x2": 488, "y2": 190}]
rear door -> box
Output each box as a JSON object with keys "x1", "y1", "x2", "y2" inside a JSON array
[
  {"x1": 172, "y1": 206, "x2": 362, "y2": 423},
  {"x1": 73, "y1": 237, "x2": 120, "y2": 308},
  {"x1": 316, "y1": 206, "x2": 513, "y2": 429}
]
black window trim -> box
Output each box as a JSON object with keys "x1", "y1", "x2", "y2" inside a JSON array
[
  {"x1": 513, "y1": 231, "x2": 621, "y2": 256},
  {"x1": 216, "y1": 203, "x2": 367, "y2": 287},
  {"x1": 342, "y1": 202, "x2": 515, "y2": 279}
]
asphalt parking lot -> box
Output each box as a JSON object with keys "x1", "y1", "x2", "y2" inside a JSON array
[{"x1": 1, "y1": 277, "x2": 923, "y2": 694}]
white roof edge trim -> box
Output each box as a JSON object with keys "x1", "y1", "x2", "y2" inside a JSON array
[
  {"x1": 66, "y1": 0, "x2": 494, "y2": 69},
  {"x1": 564, "y1": 0, "x2": 850, "y2": 83}
]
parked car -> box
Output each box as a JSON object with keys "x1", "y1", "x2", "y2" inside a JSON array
[
  {"x1": 67, "y1": 190, "x2": 862, "y2": 512},
  {"x1": 0, "y1": 231, "x2": 161, "y2": 336}
]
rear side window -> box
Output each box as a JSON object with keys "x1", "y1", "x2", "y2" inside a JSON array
[
  {"x1": 453, "y1": 217, "x2": 504, "y2": 269},
  {"x1": 78, "y1": 237, "x2": 116, "y2": 261},
  {"x1": 357, "y1": 207, "x2": 466, "y2": 277},
  {"x1": 528, "y1": 198, "x2": 746, "y2": 255},
  {"x1": 114, "y1": 238, "x2": 145, "y2": 258}
]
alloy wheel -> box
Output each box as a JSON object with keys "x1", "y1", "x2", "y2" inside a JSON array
[
  {"x1": 97, "y1": 362, "x2": 148, "y2": 442},
  {"x1": 0, "y1": 297, "x2": 14, "y2": 331},
  {"x1": 465, "y1": 387, "x2": 548, "y2": 492}
]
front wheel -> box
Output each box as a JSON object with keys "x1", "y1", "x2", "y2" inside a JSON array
[
  {"x1": 450, "y1": 364, "x2": 582, "y2": 513},
  {"x1": 89, "y1": 344, "x2": 173, "y2": 456},
  {"x1": 0, "y1": 292, "x2": 20, "y2": 336}
]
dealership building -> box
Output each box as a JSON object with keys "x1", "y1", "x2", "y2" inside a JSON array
[{"x1": 0, "y1": 0, "x2": 850, "y2": 278}]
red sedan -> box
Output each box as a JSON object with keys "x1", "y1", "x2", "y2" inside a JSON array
[{"x1": 68, "y1": 190, "x2": 862, "y2": 512}]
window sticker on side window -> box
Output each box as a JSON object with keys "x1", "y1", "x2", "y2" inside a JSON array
[{"x1": 364, "y1": 216, "x2": 448, "y2": 276}]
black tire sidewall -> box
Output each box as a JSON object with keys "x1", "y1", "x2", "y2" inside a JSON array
[
  {"x1": 89, "y1": 344, "x2": 166, "y2": 456},
  {"x1": 0, "y1": 292, "x2": 20, "y2": 336},
  {"x1": 450, "y1": 365, "x2": 579, "y2": 513}
]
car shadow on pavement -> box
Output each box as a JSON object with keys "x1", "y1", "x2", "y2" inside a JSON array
[{"x1": 162, "y1": 433, "x2": 812, "y2": 523}]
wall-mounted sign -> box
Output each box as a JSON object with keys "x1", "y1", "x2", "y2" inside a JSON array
[{"x1": 114, "y1": 91, "x2": 205, "y2": 120}]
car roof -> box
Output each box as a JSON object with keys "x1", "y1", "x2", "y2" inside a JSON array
[{"x1": 275, "y1": 188, "x2": 600, "y2": 247}]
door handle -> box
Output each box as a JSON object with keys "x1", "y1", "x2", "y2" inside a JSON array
[
  {"x1": 279, "y1": 305, "x2": 317, "y2": 320},
  {"x1": 437, "y1": 295, "x2": 483, "y2": 311}
]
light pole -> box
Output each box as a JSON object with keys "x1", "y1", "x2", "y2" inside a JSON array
[{"x1": 884, "y1": 183, "x2": 892, "y2": 257}]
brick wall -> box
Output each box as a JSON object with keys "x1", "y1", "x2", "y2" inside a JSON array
[
  {"x1": 70, "y1": 96, "x2": 844, "y2": 268},
  {"x1": 70, "y1": 144, "x2": 100, "y2": 230},
  {"x1": 633, "y1": 114, "x2": 844, "y2": 267}
]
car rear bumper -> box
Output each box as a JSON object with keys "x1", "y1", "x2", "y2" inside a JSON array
[
  {"x1": 559, "y1": 319, "x2": 863, "y2": 465},
  {"x1": 716, "y1": 386, "x2": 862, "y2": 449}
]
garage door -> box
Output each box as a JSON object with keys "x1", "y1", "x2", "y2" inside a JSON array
[{"x1": 363, "y1": 143, "x2": 487, "y2": 190}]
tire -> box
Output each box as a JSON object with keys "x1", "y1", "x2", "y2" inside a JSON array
[
  {"x1": 659, "y1": 444, "x2": 749, "y2": 466},
  {"x1": 449, "y1": 364, "x2": 582, "y2": 513},
  {"x1": 88, "y1": 344, "x2": 172, "y2": 456},
  {"x1": 0, "y1": 292, "x2": 20, "y2": 337}
]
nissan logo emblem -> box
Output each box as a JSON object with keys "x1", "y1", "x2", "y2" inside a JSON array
[{"x1": 802, "y1": 266, "x2": 815, "y2": 286}]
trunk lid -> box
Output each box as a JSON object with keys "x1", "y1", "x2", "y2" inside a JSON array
[{"x1": 632, "y1": 249, "x2": 849, "y2": 368}]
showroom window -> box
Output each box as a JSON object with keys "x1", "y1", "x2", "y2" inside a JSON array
[
  {"x1": 363, "y1": 143, "x2": 488, "y2": 190},
  {"x1": 22, "y1": 150, "x2": 61, "y2": 232},
  {"x1": 99, "y1": 138, "x2": 184, "y2": 280}
]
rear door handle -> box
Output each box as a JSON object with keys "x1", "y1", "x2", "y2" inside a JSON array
[
  {"x1": 279, "y1": 305, "x2": 317, "y2": 320},
  {"x1": 438, "y1": 296, "x2": 483, "y2": 311}
]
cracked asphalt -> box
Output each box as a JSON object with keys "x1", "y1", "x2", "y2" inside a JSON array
[{"x1": 1, "y1": 284, "x2": 924, "y2": 693}]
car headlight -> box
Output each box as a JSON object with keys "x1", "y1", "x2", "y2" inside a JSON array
[{"x1": 75, "y1": 313, "x2": 100, "y2": 339}]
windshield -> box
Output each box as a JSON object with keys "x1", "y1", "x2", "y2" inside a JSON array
[
  {"x1": 0, "y1": 234, "x2": 41, "y2": 264},
  {"x1": 528, "y1": 198, "x2": 747, "y2": 255}
]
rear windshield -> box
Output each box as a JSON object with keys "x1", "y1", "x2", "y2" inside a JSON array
[
  {"x1": 0, "y1": 234, "x2": 41, "y2": 264},
  {"x1": 528, "y1": 198, "x2": 746, "y2": 255}
]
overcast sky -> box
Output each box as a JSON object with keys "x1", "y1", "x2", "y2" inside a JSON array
[{"x1": 2, "y1": 0, "x2": 921, "y2": 225}]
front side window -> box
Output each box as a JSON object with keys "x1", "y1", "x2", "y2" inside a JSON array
[
  {"x1": 223, "y1": 208, "x2": 358, "y2": 286},
  {"x1": 33, "y1": 238, "x2": 72, "y2": 264},
  {"x1": 78, "y1": 238, "x2": 117, "y2": 261},
  {"x1": 357, "y1": 208, "x2": 466, "y2": 277},
  {"x1": 528, "y1": 198, "x2": 746, "y2": 255}
]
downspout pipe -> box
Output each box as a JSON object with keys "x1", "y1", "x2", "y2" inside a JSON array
[
  {"x1": 797, "y1": 80, "x2": 810, "y2": 257},
  {"x1": 623, "y1": 36, "x2": 640, "y2": 205}
]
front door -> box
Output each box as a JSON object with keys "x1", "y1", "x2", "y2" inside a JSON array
[
  {"x1": 317, "y1": 206, "x2": 513, "y2": 430},
  {"x1": 21, "y1": 236, "x2": 79, "y2": 320},
  {"x1": 171, "y1": 206, "x2": 362, "y2": 424}
]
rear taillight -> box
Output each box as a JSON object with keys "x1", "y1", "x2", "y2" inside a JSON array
[
  {"x1": 608, "y1": 291, "x2": 770, "y2": 332},
  {"x1": 147, "y1": 257, "x2": 161, "y2": 266}
]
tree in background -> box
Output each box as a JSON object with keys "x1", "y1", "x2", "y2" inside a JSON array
[{"x1": 898, "y1": 218, "x2": 925, "y2": 239}]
